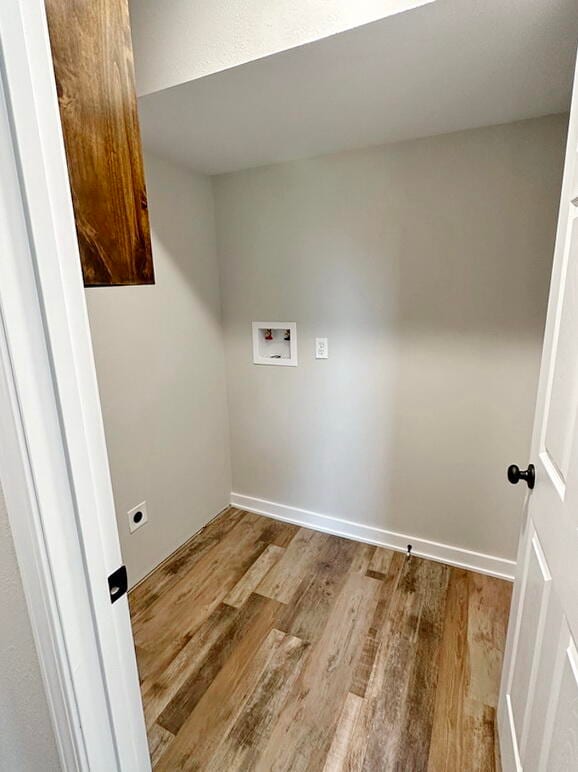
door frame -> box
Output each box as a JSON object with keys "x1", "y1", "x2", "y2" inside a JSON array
[{"x1": 0, "y1": 1, "x2": 149, "y2": 769}]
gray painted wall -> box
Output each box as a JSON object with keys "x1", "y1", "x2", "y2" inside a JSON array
[
  {"x1": 87, "y1": 152, "x2": 232, "y2": 587},
  {"x1": 0, "y1": 483, "x2": 60, "y2": 771},
  {"x1": 213, "y1": 115, "x2": 567, "y2": 562}
]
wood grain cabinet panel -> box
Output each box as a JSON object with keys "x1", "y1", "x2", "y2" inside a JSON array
[{"x1": 44, "y1": 0, "x2": 154, "y2": 286}]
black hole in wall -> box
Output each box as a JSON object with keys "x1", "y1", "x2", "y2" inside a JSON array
[{"x1": 133, "y1": 511, "x2": 143, "y2": 524}]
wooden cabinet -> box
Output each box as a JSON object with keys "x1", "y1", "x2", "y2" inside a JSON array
[{"x1": 44, "y1": 0, "x2": 154, "y2": 286}]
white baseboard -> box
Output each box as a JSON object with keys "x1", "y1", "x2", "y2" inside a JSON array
[{"x1": 230, "y1": 492, "x2": 516, "y2": 581}]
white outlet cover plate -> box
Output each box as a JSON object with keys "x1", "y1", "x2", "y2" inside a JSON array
[
  {"x1": 128, "y1": 501, "x2": 148, "y2": 533},
  {"x1": 315, "y1": 337, "x2": 328, "y2": 359}
]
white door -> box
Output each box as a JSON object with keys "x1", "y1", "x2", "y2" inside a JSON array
[{"x1": 498, "y1": 52, "x2": 578, "y2": 771}]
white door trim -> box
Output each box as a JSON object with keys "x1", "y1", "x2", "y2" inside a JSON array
[{"x1": 0, "y1": 2, "x2": 149, "y2": 769}]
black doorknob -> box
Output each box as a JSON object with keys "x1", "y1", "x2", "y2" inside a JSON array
[{"x1": 507, "y1": 463, "x2": 535, "y2": 489}]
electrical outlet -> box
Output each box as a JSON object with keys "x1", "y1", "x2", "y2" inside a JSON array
[
  {"x1": 128, "y1": 501, "x2": 148, "y2": 533},
  {"x1": 315, "y1": 337, "x2": 328, "y2": 359}
]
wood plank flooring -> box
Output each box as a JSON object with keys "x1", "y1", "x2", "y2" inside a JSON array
[{"x1": 129, "y1": 507, "x2": 512, "y2": 770}]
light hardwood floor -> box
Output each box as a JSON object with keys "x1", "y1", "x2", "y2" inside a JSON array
[{"x1": 129, "y1": 507, "x2": 512, "y2": 770}]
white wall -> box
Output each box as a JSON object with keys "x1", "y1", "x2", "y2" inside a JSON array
[
  {"x1": 87, "y1": 153, "x2": 231, "y2": 586},
  {"x1": 213, "y1": 114, "x2": 567, "y2": 564},
  {"x1": 129, "y1": 0, "x2": 433, "y2": 96},
  {"x1": 0, "y1": 483, "x2": 60, "y2": 771}
]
